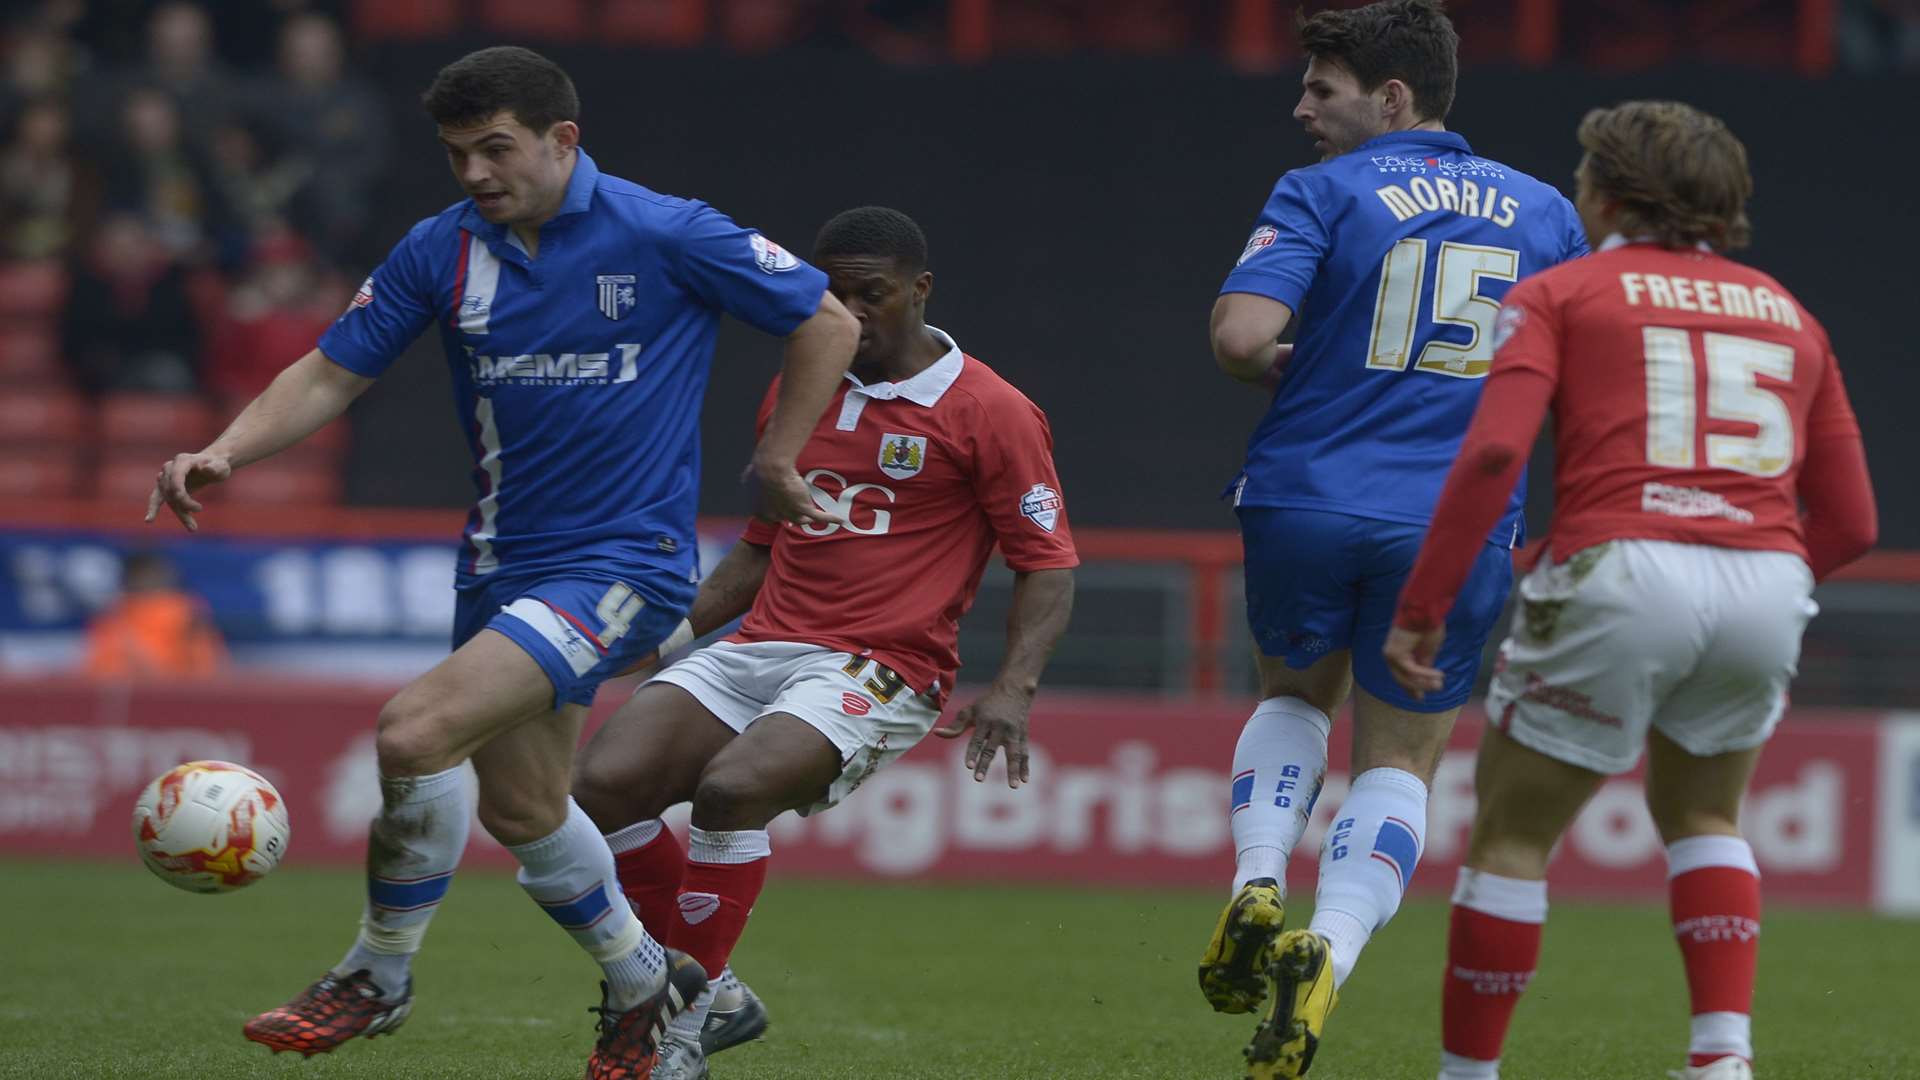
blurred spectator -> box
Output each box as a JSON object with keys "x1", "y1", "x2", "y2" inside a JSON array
[
  {"x1": 62, "y1": 212, "x2": 201, "y2": 392},
  {"x1": 204, "y1": 225, "x2": 350, "y2": 399},
  {"x1": 259, "y1": 12, "x2": 386, "y2": 264},
  {"x1": 0, "y1": 96, "x2": 91, "y2": 260},
  {"x1": 206, "y1": 118, "x2": 309, "y2": 255},
  {"x1": 1840, "y1": 0, "x2": 1920, "y2": 71},
  {"x1": 83, "y1": 549, "x2": 227, "y2": 679},
  {"x1": 0, "y1": 24, "x2": 87, "y2": 135},
  {"x1": 105, "y1": 86, "x2": 215, "y2": 258},
  {"x1": 136, "y1": 2, "x2": 239, "y2": 152}
]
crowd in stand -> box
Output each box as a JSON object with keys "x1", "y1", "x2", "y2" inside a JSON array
[
  {"x1": 2, "y1": 0, "x2": 1912, "y2": 510},
  {"x1": 0, "y1": 0, "x2": 382, "y2": 506}
]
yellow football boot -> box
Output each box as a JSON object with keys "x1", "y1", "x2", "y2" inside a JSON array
[
  {"x1": 1244, "y1": 928, "x2": 1338, "y2": 1079},
  {"x1": 1198, "y1": 877, "x2": 1287, "y2": 1014}
]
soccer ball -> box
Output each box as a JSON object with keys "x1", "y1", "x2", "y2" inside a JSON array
[{"x1": 131, "y1": 761, "x2": 291, "y2": 893}]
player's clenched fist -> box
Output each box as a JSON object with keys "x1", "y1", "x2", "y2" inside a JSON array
[{"x1": 145, "y1": 451, "x2": 233, "y2": 533}]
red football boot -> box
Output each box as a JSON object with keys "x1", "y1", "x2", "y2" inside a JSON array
[
  {"x1": 243, "y1": 970, "x2": 412, "y2": 1056},
  {"x1": 585, "y1": 950, "x2": 708, "y2": 1080}
]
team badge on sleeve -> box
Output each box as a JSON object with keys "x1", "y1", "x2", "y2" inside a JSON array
[
  {"x1": 1236, "y1": 225, "x2": 1279, "y2": 267},
  {"x1": 1491, "y1": 304, "x2": 1526, "y2": 353},
  {"x1": 346, "y1": 275, "x2": 374, "y2": 313},
  {"x1": 878, "y1": 433, "x2": 927, "y2": 479},
  {"x1": 749, "y1": 233, "x2": 799, "y2": 274},
  {"x1": 1019, "y1": 483, "x2": 1063, "y2": 532},
  {"x1": 596, "y1": 274, "x2": 637, "y2": 320}
]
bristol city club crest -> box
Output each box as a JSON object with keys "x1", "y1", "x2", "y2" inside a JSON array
[
  {"x1": 596, "y1": 274, "x2": 637, "y2": 320},
  {"x1": 878, "y1": 433, "x2": 927, "y2": 480}
]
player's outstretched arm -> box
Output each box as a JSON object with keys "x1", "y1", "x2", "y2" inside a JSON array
[
  {"x1": 145, "y1": 348, "x2": 374, "y2": 531},
  {"x1": 754, "y1": 291, "x2": 859, "y2": 527},
  {"x1": 933, "y1": 567, "x2": 1075, "y2": 789},
  {"x1": 1210, "y1": 293, "x2": 1295, "y2": 385}
]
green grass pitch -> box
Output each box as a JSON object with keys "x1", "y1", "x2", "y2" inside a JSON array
[{"x1": 3, "y1": 860, "x2": 1917, "y2": 1079}]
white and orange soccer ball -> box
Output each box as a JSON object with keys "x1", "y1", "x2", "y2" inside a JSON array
[{"x1": 131, "y1": 761, "x2": 291, "y2": 893}]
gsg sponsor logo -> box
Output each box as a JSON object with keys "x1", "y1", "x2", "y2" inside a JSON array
[{"x1": 802, "y1": 470, "x2": 896, "y2": 536}]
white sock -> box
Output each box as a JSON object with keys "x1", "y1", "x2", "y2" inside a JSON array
[
  {"x1": 1309, "y1": 766, "x2": 1428, "y2": 988},
  {"x1": 1230, "y1": 696, "x2": 1332, "y2": 894},
  {"x1": 510, "y1": 798, "x2": 667, "y2": 1008},
  {"x1": 1438, "y1": 1049, "x2": 1502, "y2": 1080},
  {"x1": 604, "y1": 817, "x2": 665, "y2": 854},
  {"x1": 666, "y1": 983, "x2": 715, "y2": 1047},
  {"x1": 1689, "y1": 1011, "x2": 1752, "y2": 1064},
  {"x1": 336, "y1": 766, "x2": 471, "y2": 998}
]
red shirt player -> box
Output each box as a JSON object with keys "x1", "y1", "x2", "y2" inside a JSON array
[
  {"x1": 1382, "y1": 104, "x2": 1875, "y2": 1080},
  {"x1": 572, "y1": 207, "x2": 1078, "y2": 1074}
]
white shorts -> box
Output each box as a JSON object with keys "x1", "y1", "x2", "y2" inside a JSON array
[
  {"x1": 1486, "y1": 539, "x2": 1818, "y2": 775},
  {"x1": 648, "y1": 640, "x2": 941, "y2": 815}
]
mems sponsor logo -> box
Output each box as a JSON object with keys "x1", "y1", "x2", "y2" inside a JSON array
[{"x1": 466, "y1": 343, "x2": 644, "y2": 386}]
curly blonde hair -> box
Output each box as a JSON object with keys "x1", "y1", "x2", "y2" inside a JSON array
[{"x1": 1578, "y1": 101, "x2": 1753, "y2": 251}]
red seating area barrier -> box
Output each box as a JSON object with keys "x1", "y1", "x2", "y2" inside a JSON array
[{"x1": 347, "y1": 0, "x2": 1841, "y2": 75}]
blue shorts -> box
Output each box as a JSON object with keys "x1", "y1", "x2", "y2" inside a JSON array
[
  {"x1": 1238, "y1": 507, "x2": 1512, "y2": 712},
  {"x1": 452, "y1": 572, "x2": 691, "y2": 708}
]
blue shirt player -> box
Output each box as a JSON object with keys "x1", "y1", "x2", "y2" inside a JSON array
[
  {"x1": 1193, "y1": 5, "x2": 1587, "y2": 1078},
  {"x1": 145, "y1": 47, "x2": 859, "y2": 1077}
]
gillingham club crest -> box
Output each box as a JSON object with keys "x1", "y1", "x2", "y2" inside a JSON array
[
  {"x1": 596, "y1": 274, "x2": 637, "y2": 320},
  {"x1": 878, "y1": 433, "x2": 927, "y2": 480}
]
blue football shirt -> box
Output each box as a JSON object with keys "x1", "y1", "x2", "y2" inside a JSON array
[
  {"x1": 320, "y1": 149, "x2": 828, "y2": 590},
  {"x1": 1220, "y1": 130, "x2": 1588, "y2": 546}
]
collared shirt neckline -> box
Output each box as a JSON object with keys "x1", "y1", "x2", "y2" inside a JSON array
[
  {"x1": 843, "y1": 326, "x2": 965, "y2": 408},
  {"x1": 1354, "y1": 129, "x2": 1472, "y2": 156},
  {"x1": 1599, "y1": 232, "x2": 1713, "y2": 253}
]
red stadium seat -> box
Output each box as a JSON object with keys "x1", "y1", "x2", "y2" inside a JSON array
[
  {"x1": 0, "y1": 451, "x2": 84, "y2": 499},
  {"x1": 98, "y1": 394, "x2": 215, "y2": 452},
  {"x1": 93, "y1": 453, "x2": 166, "y2": 504},
  {"x1": 350, "y1": 0, "x2": 461, "y2": 41},
  {"x1": 222, "y1": 460, "x2": 345, "y2": 507},
  {"x1": 0, "y1": 388, "x2": 92, "y2": 447},
  {"x1": 0, "y1": 323, "x2": 62, "y2": 384},
  {"x1": 602, "y1": 0, "x2": 708, "y2": 46},
  {"x1": 478, "y1": 0, "x2": 588, "y2": 39},
  {"x1": 0, "y1": 261, "x2": 69, "y2": 318}
]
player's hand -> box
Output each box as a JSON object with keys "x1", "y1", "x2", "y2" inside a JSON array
[
  {"x1": 145, "y1": 451, "x2": 233, "y2": 532},
  {"x1": 1260, "y1": 344, "x2": 1294, "y2": 394},
  {"x1": 1382, "y1": 624, "x2": 1447, "y2": 700},
  {"x1": 933, "y1": 687, "x2": 1033, "y2": 789},
  {"x1": 756, "y1": 462, "x2": 846, "y2": 529}
]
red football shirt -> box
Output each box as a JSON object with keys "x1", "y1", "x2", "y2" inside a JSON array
[
  {"x1": 1397, "y1": 240, "x2": 1873, "y2": 630},
  {"x1": 730, "y1": 331, "x2": 1079, "y2": 704}
]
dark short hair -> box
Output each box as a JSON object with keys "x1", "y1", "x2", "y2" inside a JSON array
[
  {"x1": 1299, "y1": 0, "x2": 1459, "y2": 123},
  {"x1": 1579, "y1": 101, "x2": 1753, "y2": 251},
  {"x1": 814, "y1": 206, "x2": 928, "y2": 274},
  {"x1": 421, "y1": 46, "x2": 578, "y2": 134}
]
